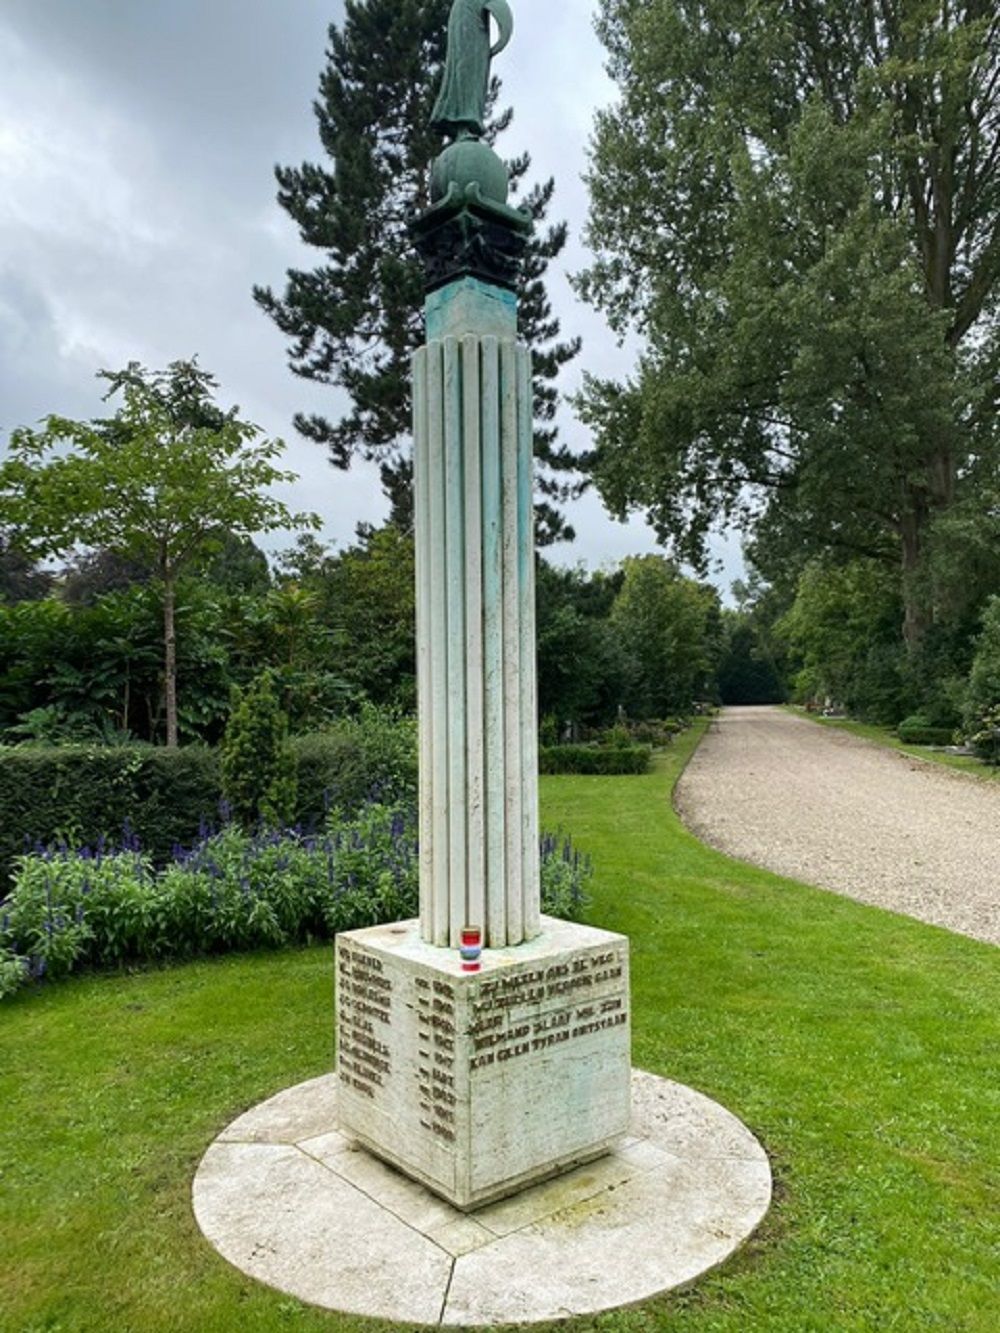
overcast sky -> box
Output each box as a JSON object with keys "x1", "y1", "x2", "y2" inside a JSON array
[{"x1": 0, "y1": 0, "x2": 744, "y2": 594}]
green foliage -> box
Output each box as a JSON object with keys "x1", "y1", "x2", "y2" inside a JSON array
[
  {"x1": 221, "y1": 671, "x2": 297, "y2": 830},
  {"x1": 0, "y1": 711, "x2": 422, "y2": 889},
  {"x1": 618, "y1": 717, "x2": 685, "y2": 747},
  {"x1": 579, "y1": 1, "x2": 1000, "y2": 646},
  {"x1": 0, "y1": 581, "x2": 246, "y2": 745},
  {"x1": 291, "y1": 707, "x2": 418, "y2": 822},
  {"x1": 968, "y1": 705, "x2": 1000, "y2": 764},
  {"x1": 0, "y1": 743, "x2": 220, "y2": 890},
  {"x1": 535, "y1": 562, "x2": 626, "y2": 731},
  {"x1": 538, "y1": 743, "x2": 651, "y2": 775},
  {"x1": 0, "y1": 532, "x2": 51, "y2": 603},
  {"x1": 325, "y1": 524, "x2": 416, "y2": 707},
  {"x1": 777, "y1": 560, "x2": 908, "y2": 722},
  {"x1": 0, "y1": 360, "x2": 319, "y2": 745},
  {"x1": 896, "y1": 716, "x2": 955, "y2": 747},
  {"x1": 0, "y1": 802, "x2": 591, "y2": 998},
  {"x1": 964, "y1": 596, "x2": 1000, "y2": 727},
  {"x1": 0, "y1": 943, "x2": 28, "y2": 999},
  {"x1": 610, "y1": 556, "x2": 722, "y2": 716},
  {"x1": 3, "y1": 847, "x2": 156, "y2": 978},
  {"x1": 717, "y1": 608, "x2": 787, "y2": 705},
  {"x1": 254, "y1": 0, "x2": 582, "y2": 538}
]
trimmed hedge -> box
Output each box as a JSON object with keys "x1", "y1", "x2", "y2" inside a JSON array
[
  {"x1": 0, "y1": 713, "x2": 419, "y2": 888},
  {"x1": 0, "y1": 744, "x2": 220, "y2": 887},
  {"x1": 897, "y1": 717, "x2": 955, "y2": 747},
  {"x1": 538, "y1": 744, "x2": 651, "y2": 775}
]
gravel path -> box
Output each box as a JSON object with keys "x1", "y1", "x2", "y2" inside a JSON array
[{"x1": 675, "y1": 706, "x2": 1000, "y2": 946}]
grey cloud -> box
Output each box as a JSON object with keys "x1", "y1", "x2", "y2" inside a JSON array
[{"x1": 0, "y1": 1, "x2": 743, "y2": 591}]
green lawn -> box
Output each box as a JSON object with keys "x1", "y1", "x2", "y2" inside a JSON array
[
  {"x1": 790, "y1": 705, "x2": 1000, "y2": 780},
  {"x1": 2, "y1": 725, "x2": 997, "y2": 1331}
]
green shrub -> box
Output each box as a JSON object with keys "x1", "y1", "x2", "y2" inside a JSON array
[
  {"x1": 221, "y1": 670, "x2": 297, "y2": 829},
  {"x1": 624, "y1": 717, "x2": 685, "y2": 747},
  {"x1": 896, "y1": 715, "x2": 955, "y2": 746},
  {"x1": 0, "y1": 709, "x2": 419, "y2": 888},
  {"x1": 0, "y1": 800, "x2": 592, "y2": 998},
  {"x1": 538, "y1": 744, "x2": 651, "y2": 775},
  {"x1": 964, "y1": 597, "x2": 1000, "y2": 744},
  {"x1": 0, "y1": 743, "x2": 220, "y2": 889},
  {"x1": 538, "y1": 714, "x2": 559, "y2": 748},
  {"x1": 0, "y1": 944, "x2": 29, "y2": 999},
  {"x1": 967, "y1": 704, "x2": 1000, "y2": 764},
  {"x1": 291, "y1": 706, "x2": 417, "y2": 822}
]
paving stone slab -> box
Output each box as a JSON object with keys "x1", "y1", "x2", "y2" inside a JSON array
[{"x1": 192, "y1": 1068, "x2": 771, "y2": 1325}]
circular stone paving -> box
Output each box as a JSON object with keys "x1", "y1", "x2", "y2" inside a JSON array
[{"x1": 192, "y1": 1069, "x2": 771, "y2": 1325}]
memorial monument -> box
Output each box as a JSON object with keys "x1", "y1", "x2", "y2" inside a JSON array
[
  {"x1": 194, "y1": 10, "x2": 771, "y2": 1316},
  {"x1": 334, "y1": 0, "x2": 632, "y2": 1210}
]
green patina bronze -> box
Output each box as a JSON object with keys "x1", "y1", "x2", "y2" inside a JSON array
[
  {"x1": 431, "y1": 0, "x2": 513, "y2": 140},
  {"x1": 413, "y1": 0, "x2": 529, "y2": 294}
]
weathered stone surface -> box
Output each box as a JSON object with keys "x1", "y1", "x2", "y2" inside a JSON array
[
  {"x1": 192, "y1": 1141, "x2": 452, "y2": 1324},
  {"x1": 412, "y1": 307, "x2": 539, "y2": 949},
  {"x1": 192, "y1": 1068, "x2": 771, "y2": 1325},
  {"x1": 216, "y1": 1073, "x2": 334, "y2": 1144},
  {"x1": 336, "y1": 916, "x2": 632, "y2": 1209},
  {"x1": 443, "y1": 1154, "x2": 772, "y2": 1324}
]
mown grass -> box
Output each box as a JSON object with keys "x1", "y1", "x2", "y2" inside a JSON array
[
  {"x1": 2, "y1": 724, "x2": 997, "y2": 1331},
  {"x1": 790, "y1": 705, "x2": 1000, "y2": 779}
]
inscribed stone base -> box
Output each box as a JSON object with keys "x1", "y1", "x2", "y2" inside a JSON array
[{"x1": 336, "y1": 916, "x2": 630, "y2": 1210}]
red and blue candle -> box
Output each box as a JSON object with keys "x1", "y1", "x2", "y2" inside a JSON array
[{"x1": 460, "y1": 926, "x2": 482, "y2": 972}]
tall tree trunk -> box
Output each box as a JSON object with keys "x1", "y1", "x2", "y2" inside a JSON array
[
  {"x1": 900, "y1": 506, "x2": 929, "y2": 651},
  {"x1": 163, "y1": 572, "x2": 178, "y2": 747}
]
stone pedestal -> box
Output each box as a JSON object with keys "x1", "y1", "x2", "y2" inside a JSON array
[{"x1": 336, "y1": 915, "x2": 631, "y2": 1210}]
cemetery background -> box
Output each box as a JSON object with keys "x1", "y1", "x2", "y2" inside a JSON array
[{"x1": 1, "y1": 0, "x2": 1000, "y2": 1328}]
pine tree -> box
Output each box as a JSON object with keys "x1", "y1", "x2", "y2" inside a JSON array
[{"x1": 254, "y1": 0, "x2": 583, "y2": 542}]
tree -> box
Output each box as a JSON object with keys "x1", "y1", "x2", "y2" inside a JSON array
[
  {"x1": 964, "y1": 595, "x2": 1000, "y2": 735},
  {"x1": 776, "y1": 559, "x2": 907, "y2": 720},
  {"x1": 58, "y1": 548, "x2": 154, "y2": 608},
  {"x1": 535, "y1": 562, "x2": 626, "y2": 731},
  {"x1": 255, "y1": 0, "x2": 583, "y2": 542},
  {"x1": 579, "y1": 1, "x2": 1000, "y2": 647},
  {"x1": 0, "y1": 361, "x2": 318, "y2": 746},
  {"x1": 609, "y1": 556, "x2": 722, "y2": 716},
  {"x1": 0, "y1": 532, "x2": 51, "y2": 603},
  {"x1": 717, "y1": 612, "x2": 787, "y2": 707}
]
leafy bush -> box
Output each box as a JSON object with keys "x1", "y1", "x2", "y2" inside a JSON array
[
  {"x1": 0, "y1": 708, "x2": 419, "y2": 888},
  {"x1": 0, "y1": 803, "x2": 591, "y2": 998},
  {"x1": 291, "y1": 706, "x2": 418, "y2": 822},
  {"x1": 0, "y1": 743, "x2": 220, "y2": 889},
  {"x1": 221, "y1": 670, "x2": 297, "y2": 828},
  {"x1": 0, "y1": 943, "x2": 30, "y2": 999},
  {"x1": 967, "y1": 705, "x2": 1000, "y2": 764},
  {"x1": 622, "y1": 717, "x2": 685, "y2": 747},
  {"x1": 539, "y1": 744, "x2": 651, "y2": 775},
  {"x1": 896, "y1": 716, "x2": 955, "y2": 746},
  {"x1": 539, "y1": 833, "x2": 592, "y2": 919},
  {"x1": 964, "y1": 597, "x2": 1000, "y2": 739}
]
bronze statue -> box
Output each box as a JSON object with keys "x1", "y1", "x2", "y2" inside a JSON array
[{"x1": 430, "y1": 0, "x2": 513, "y2": 140}]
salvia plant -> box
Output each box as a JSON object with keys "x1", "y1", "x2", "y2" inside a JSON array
[{"x1": 0, "y1": 804, "x2": 590, "y2": 999}]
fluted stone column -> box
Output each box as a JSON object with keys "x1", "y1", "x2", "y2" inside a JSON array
[{"x1": 413, "y1": 277, "x2": 540, "y2": 950}]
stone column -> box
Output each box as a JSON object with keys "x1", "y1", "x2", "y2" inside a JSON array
[{"x1": 413, "y1": 277, "x2": 540, "y2": 950}]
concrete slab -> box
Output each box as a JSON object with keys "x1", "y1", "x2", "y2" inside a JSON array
[{"x1": 192, "y1": 1069, "x2": 771, "y2": 1325}]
